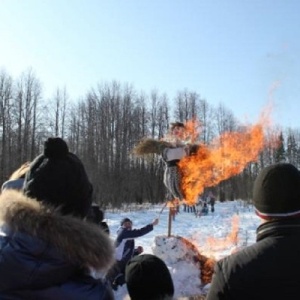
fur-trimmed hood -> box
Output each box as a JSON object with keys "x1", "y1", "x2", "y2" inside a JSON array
[{"x1": 0, "y1": 190, "x2": 114, "y2": 272}]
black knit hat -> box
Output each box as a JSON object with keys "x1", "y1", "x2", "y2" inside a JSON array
[
  {"x1": 253, "y1": 163, "x2": 300, "y2": 219},
  {"x1": 23, "y1": 137, "x2": 93, "y2": 218},
  {"x1": 125, "y1": 254, "x2": 174, "y2": 300}
]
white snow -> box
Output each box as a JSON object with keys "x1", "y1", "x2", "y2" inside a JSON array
[{"x1": 106, "y1": 200, "x2": 261, "y2": 299}]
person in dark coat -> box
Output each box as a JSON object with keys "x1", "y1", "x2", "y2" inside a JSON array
[
  {"x1": 86, "y1": 203, "x2": 110, "y2": 234},
  {"x1": 107, "y1": 217, "x2": 159, "y2": 290},
  {"x1": 207, "y1": 190, "x2": 216, "y2": 213},
  {"x1": 125, "y1": 254, "x2": 174, "y2": 300},
  {"x1": 0, "y1": 137, "x2": 115, "y2": 300},
  {"x1": 207, "y1": 163, "x2": 300, "y2": 300}
]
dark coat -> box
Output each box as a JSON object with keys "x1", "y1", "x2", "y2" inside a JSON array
[
  {"x1": 114, "y1": 224, "x2": 153, "y2": 263},
  {"x1": 0, "y1": 190, "x2": 114, "y2": 300},
  {"x1": 106, "y1": 224, "x2": 154, "y2": 287},
  {"x1": 207, "y1": 218, "x2": 300, "y2": 300}
]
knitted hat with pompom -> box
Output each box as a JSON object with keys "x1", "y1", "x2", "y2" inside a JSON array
[{"x1": 23, "y1": 137, "x2": 93, "y2": 218}]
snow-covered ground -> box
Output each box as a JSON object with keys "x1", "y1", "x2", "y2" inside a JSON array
[{"x1": 106, "y1": 200, "x2": 261, "y2": 299}]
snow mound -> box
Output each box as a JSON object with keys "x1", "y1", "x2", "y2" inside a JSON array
[{"x1": 152, "y1": 235, "x2": 216, "y2": 298}]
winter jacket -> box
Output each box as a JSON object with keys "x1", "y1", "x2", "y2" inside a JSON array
[
  {"x1": 207, "y1": 218, "x2": 300, "y2": 300},
  {"x1": 0, "y1": 190, "x2": 115, "y2": 300},
  {"x1": 114, "y1": 224, "x2": 154, "y2": 262}
]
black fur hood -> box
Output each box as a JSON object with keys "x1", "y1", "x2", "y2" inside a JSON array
[{"x1": 0, "y1": 190, "x2": 114, "y2": 272}]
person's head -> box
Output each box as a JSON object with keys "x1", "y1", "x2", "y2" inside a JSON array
[
  {"x1": 23, "y1": 137, "x2": 93, "y2": 218},
  {"x1": 125, "y1": 254, "x2": 174, "y2": 300},
  {"x1": 121, "y1": 217, "x2": 132, "y2": 229},
  {"x1": 86, "y1": 204, "x2": 104, "y2": 224},
  {"x1": 253, "y1": 163, "x2": 300, "y2": 220},
  {"x1": 9, "y1": 162, "x2": 31, "y2": 180},
  {"x1": 170, "y1": 121, "x2": 185, "y2": 139}
]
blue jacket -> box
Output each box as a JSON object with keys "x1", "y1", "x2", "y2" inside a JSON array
[
  {"x1": 114, "y1": 224, "x2": 153, "y2": 262},
  {"x1": 0, "y1": 190, "x2": 115, "y2": 300}
]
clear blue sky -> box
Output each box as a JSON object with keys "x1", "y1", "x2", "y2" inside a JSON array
[{"x1": 1, "y1": 0, "x2": 299, "y2": 129}]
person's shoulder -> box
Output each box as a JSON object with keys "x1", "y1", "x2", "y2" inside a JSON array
[
  {"x1": 117, "y1": 226, "x2": 128, "y2": 235},
  {"x1": 218, "y1": 242, "x2": 262, "y2": 274}
]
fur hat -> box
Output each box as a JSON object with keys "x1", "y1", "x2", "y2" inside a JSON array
[
  {"x1": 253, "y1": 163, "x2": 300, "y2": 219},
  {"x1": 23, "y1": 137, "x2": 93, "y2": 218},
  {"x1": 125, "y1": 254, "x2": 174, "y2": 300}
]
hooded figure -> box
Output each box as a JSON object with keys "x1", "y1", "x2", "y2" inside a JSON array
[
  {"x1": 0, "y1": 137, "x2": 114, "y2": 299},
  {"x1": 207, "y1": 163, "x2": 300, "y2": 300}
]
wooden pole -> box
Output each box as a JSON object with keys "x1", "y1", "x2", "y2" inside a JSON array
[
  {"x1": 168, "y1": 207, "x2": 172, "y2": 237},
  {"x1": 158, "y1": 201, "x2": 168, "y2": 219}
]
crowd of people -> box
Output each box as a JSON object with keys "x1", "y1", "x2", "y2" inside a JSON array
[
  {"x1": 0, "y1": 137, "x2": 113, "y2": 299},
  {"x1": 0, "y1": 137, "x2": 169, "y2": 300},
  {"x1": 1, "y1": 128, "x2": 300, "y2": 299}
]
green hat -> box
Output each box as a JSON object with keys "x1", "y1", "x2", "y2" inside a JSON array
[{"x1": 253, "y1": 163, "x2": 300, "y2": 219}]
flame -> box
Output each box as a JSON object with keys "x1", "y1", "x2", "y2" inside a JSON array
[
  {"x1": 163, "y1": 118, "x2": 201, "y2": 144},
  {"x1": 178, "y1": 236, "x2": 216, "y2": 284},
  {"x1": 182, "y1": 119, "x2": 201, "y2": 143},
  {"x1": 178, "y1": 109, "x2": 277, "y2": 205},
  {"x1": 166, "y1": 199, "x2": 180, "y2": 208},
  {"x1": 206, "y1": 215, "x2": 240, "y2": 249}
]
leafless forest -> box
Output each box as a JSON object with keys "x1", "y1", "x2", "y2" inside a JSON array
[{"x1": 0, "y1": 69, "x2": 299, "y2": 208}]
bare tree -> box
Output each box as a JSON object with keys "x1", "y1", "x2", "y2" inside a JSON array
[
  {"x1": 13, "y1": 69, "x2": 42, "y2": 162},
  {"x1": 0, "y1": 70, "x2": 13, "y2": 181},
  {"x1": 49, "y1": 87, "x2": 69, "y2": 138}
]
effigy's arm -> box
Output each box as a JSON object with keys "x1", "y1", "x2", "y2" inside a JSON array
[{"x1": 133, "y1": 138, "x2": 173, "y2": 155}]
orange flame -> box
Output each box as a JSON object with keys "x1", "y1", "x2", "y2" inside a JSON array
[
  {"x1": 179, "y1": 109, "x2": 277, "y2": 205},
  {"x1": 182, "y1": 119, "x2": 201, "y2": 143},
  {"x1": 206, "y1": 215, "x2": 240, "y2": 249},
  {"x1": 178, "y1": 236, "x2": 216, "y2": 284},
  {"x1": 163, "y1": 118, "x2": 201, "y2": 144}
]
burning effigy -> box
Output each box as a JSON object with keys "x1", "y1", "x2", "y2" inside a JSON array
[
  {"x1": 179, "y1": 122, "x2": 267, "y2": 205},
  {"x1": 133, "y1": 120, "x2": 200, "y2": 204},
  {"x1": 134, "y1": 112, "x2": 276, "y2": 206}
]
